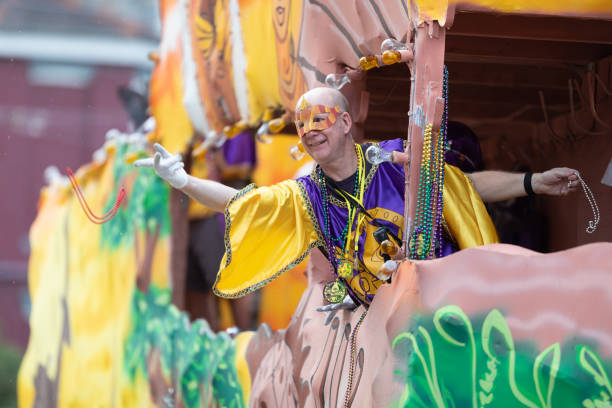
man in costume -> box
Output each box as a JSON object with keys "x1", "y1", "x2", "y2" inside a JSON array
[{"x1": 135, "y1": 87, "x2": 579, "y2": 309}]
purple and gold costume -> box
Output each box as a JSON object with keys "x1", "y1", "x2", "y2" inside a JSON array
[{"x1": 213, "y1": 139, "x2": 498, "y2": 305}]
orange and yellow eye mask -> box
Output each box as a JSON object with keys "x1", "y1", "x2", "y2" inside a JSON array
[{"x1": 294, "y1": 101, "x2": 341, "y2": 138}]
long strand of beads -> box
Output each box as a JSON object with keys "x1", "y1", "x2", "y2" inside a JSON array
[
  {"x1": 343, "y1": 310, "x2": 368, "y2": 408},
  {"x1": 319, "y1": 144, "x2": 365, "y2": 302},
  {"x1": 410, "y1": 124, "x2": 433, "y2": 259},
  {"x1": 410, "y1": 127, "x2": 427, "y2": 259},
  {"x1": 319, "y1": 170, "x2": 337, "y2": 273},
  {"x1": 424, "y1": 125, "x2": 434, "y2": 257},
  {"x1": 321, "y1": 172, "x2": 349, "y2": 303},
  {"x1": 66, "y1": 167, "x2": 125, "y2": 224},
  {"x1": 423, "y1": 129, "x2": 433, "y2": 258},
  {"x1": 415, "y1": 130, "x2": 428, "y2": 258},
  {"x1": 439, "y1": 67, "x2": 449, "y2": 256},
  {"x1": 575, "y1": 172, "x2": 600, "y2": 233},
  {"x1": 409, "y1": 143, "x2": 422, "y2": 258},
  {"x1": 428, "y1": 121, "x2": 440, "y2": 260},
  {"x1": 428, "y1": 132, "x2": 439, "y2": 260},
  {"x1": 434, "y1": 66, "x2": 449, "y2": 258}
]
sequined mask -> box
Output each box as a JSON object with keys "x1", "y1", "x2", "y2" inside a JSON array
[{"x1": 294, "y1": 101, "x2": 341, "y2": 138}]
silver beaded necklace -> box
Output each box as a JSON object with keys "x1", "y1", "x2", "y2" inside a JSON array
[{"x1": 573, "y1": 172, "x2": 600, "y2": 234}]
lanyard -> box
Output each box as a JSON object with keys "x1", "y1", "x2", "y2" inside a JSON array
[
  {"x1": 326, "y1": 173, "x2": 402, "y2": 247},
  {"x1": 334, "y1": 145, "x2": 366, "y2": 258}
]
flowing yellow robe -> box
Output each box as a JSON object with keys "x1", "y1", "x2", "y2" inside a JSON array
[{"x1": 213, "y1": 165, "x2": 498, "y2": 298}]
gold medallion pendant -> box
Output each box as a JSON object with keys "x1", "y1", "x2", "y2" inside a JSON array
[
  {"x1": 323, "y1": 279, "x2": 347, "y2": 303},
  {"x1": 337, "y1": 260, "x2": 353, "y2": 279}
]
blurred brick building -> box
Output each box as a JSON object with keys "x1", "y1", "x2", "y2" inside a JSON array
[{"x1": 0, "y1": 0, "x2": 158, "y2": 350}]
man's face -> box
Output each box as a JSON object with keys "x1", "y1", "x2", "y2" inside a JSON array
[
  {"x1": 295, "y1": 101, "x2": 341, "y2": 138},
  {"x1": 295, "y1": 95, "x2": 349, "y2": 165}
]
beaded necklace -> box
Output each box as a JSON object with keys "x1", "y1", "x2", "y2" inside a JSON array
[
  {"x1": 410, "y1": 124, "x2": 433, "y2": 259},
  {"x1": 330, "y1": 169, "x2": 360, "y2": 245},
  {"x1": 409, "y1": 65, "x2": 449, "y2": 260},
  {"x1": 321, "y1": 144, "x2": 366, "y2": 303},
  {"x1": 431, "y1": 66, "x2": 449, "y2": 258}
]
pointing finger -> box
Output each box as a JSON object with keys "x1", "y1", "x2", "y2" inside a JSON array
[
  {"x1": 134, "y1": 158, "x2": 154, "y2": 168},
  {"x1": 154, "y1": 153, "x2": 182, "y2": 167},
  {"x1": 153, "y1": 152, "x2": 161, "y2": 168},
  {"x1": 154, "y1": 143, "x2": 172, "y2": 158}
]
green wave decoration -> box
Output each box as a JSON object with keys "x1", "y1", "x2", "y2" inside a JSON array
[{"x1": 392, "y1": 306, "x2": 612, "y2": 408}]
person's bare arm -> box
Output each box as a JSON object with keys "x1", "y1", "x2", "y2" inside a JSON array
[
  {"x1": 467, "y1": 171, "x2": 525, "y2": 202},
  {"x1": 134, "y1": 143, "x2": 237, "y2": 212},
  {"x1": 181, "y1": 176, "x2": 237, "y2": 212},
  {"x1": 391, "y1": 150, "x2": 580, "y2": 202},
  {"x1": 468, "y1": 167, "x2": 579, "y2": 202}
]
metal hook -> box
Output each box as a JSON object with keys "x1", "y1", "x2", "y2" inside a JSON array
[
  {"x1": 538, "y1": 90, "x2": 564, "y2": 147},
  {"x1": 586, "y1": 71, "x2": 612, "y2": 129},
  {"x1": 568, "y1": 79, "x2": 608, "y2": 136},
  {"x1": 592, "y1": 71, "x2": 612, "y2": 97}
]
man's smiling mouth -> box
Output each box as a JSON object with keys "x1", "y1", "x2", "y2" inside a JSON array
[{"x1": 307, "y1": 139, "x2": 326, "y2": 147}]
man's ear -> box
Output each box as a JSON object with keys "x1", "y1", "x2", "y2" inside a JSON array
[{"x1": 340, "y1": 111, "x2": 352, "y2": 134}]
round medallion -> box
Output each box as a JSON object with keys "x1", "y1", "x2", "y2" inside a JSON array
[{"x1": 323, "y1": 280, "x2": 347, "y2": 304}]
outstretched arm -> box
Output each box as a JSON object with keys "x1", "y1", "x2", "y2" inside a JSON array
[
  {"x1": 181, "y1": 176, "x2": 237, "y2": 212},
  {"x1": 390, "y1": 150, "x2": 580, "y2": 202},
  {"x1": 134, "y1": 143, "x2": 237, "y2": 212},
  {"x1": 467, "y1": 167, "x2": 580, "y2": 202}
]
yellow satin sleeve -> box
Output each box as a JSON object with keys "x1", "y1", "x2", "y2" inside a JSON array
[
  {"x1": 443, "y1": 164, "x2": 499, "y2": 248},
  {"x1": 213, "y1": 180, "x2": 324, "y2": 298}
]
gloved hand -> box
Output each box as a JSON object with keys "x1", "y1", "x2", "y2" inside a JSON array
[
  {"x1": 134, "y1": 143, "x2": 188, "y2": 189},
  {"x1": 316, "y1": 295, "x2": 358, "y2": 325}
]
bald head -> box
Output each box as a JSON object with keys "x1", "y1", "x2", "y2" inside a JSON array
[{"x1": 296, "y1": 87, "x2": 350, "y2": 113}]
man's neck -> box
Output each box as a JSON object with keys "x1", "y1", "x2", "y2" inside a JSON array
[{"x1": 320, "y1": 143, "x2": 358, "y2": 181}]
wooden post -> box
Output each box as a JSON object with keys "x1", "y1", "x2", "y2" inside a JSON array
[{"x1": 403, "y1": 21, "x2": 447, "y2": 257}]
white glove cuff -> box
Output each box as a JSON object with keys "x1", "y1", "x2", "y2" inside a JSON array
[{"x1": 168, "y1": 170, "x2": 188, "y2": 189}]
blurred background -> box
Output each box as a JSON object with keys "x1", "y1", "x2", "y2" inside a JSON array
[{"x1": 0, "y1": 0, "x2": 159, "y2": 405}]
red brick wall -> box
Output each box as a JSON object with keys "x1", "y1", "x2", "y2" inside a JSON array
[{"x1": 0, "y1": 58, "x2": 137, "y2": 349}]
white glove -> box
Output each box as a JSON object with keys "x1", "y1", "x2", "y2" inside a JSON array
[
  {"x1": 375, "y1": 260, "x2": 399, "y2": 281},
  {"x1": 316, "y1": 295, "x2": 358, "y2": 325},
  {"x1": 134, "y1": 143, "x2": 188, "y2": 189}
]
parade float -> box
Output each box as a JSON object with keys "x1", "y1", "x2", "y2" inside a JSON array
[{"x1": 17, "y1": 0, "x2": 612, "y2": 406}]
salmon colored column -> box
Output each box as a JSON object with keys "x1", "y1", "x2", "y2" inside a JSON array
[{"x1": 403, "y1": 21, "x2": 447, "y2": 255}]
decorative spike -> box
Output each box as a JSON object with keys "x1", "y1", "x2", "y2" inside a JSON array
[
  {"x1": 365, "y1": 144, "x2": 393, "y2": 165},
  {"x1": 380, "y1": 38, "x2": 407, "y2": 53},
  {"x1": 325, "y1": 73, "x2": 351, "y2": 90},
  {"x1": 359, "y1": 56, "x2": 379, "y2": 71},
  {"x1": 289, "y1": 141, "x2": 306, "y2": 160},
  {"x1": 381, "y1": 50, "x2": 402, "y2": 65},
  {"x1": 223, "y1": 120, "x2": 248, "y2": 138},
  {"x1": 268, "y1": 117, "x2": 286, "y2": 134},
  {"x1": 256, "y1": 122, "x2": 272, "y2": 144}
]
